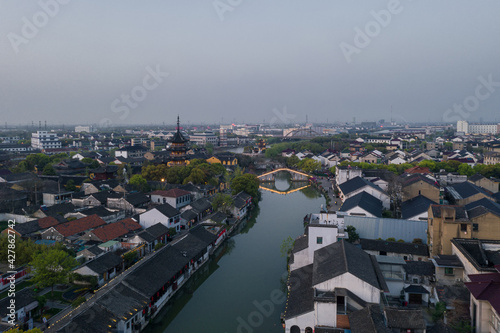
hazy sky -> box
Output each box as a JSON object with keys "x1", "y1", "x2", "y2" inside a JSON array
[{"x1": 1, "y1": 1, "x2": 500, "y2": 127}]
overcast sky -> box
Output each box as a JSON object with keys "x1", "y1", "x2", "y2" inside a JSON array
[{"x1": 1, "y1": 0, "x2": 500, "y2": 127}]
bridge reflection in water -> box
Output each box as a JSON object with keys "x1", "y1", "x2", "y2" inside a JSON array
[{"x1": 259, "y1": 169, "x2": 311, "y2": 195}]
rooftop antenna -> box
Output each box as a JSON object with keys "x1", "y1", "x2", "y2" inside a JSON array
[
  {"x1": 44, "y1": 120, "x2": 47, "y2": 130},
  {"x1": 390, "y1": 105, "x2": 393, "y2": 124},
  {"x1": 39, "y1": 121, "x2": 41, "y2": 130}
]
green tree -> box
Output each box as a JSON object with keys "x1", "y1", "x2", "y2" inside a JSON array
[
  {"x1": 230, "y1": 173, "x2": 260, "y2": 200},
  {"x1": 280, "y1": 236, "x2": 295, "y2": 257},
  {"x1": 42, "y1": 164, "x2": 56, "y2": 176},
  {"x1": 65, "y1": 179, "x2": 76, "y2": 191},
  {"x1": 297, "y1": 158, "x2": 321, "y2": 173},
  {"x1": 286, "y1": 155, "x2": 300, "y2": 168},
  {"x1": 212, "y1": 193, "x2": 234, "y2": 214},
  {"x1": 81, "y1": 157, "x2": 94, "y2": 164},
  {"x1": 346, "y1": 226, "x2": 359, "y2": 243},
  {"x1": 30, "y1": 249, "x2": 78, "y2": 298},
  {"x1": 183, "y1": 168, "x2": 206, "y2": 184},
  {"x1": 129, "y1": 174, "x2": 149, "y2": 192}
]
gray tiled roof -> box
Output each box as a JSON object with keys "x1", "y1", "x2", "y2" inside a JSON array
[
  {"x1": 404, "y1": 284, "x2": 429, "y2": 294},
  {"x1": 339, "y1": 176, "x2": 385, "y2": 196},
  {"x1": 312, "y1": 240, "x2": 385, "y2": 290},
  {"x1": 154, "y1": 203, "x2": 180, "y2": 218},
  {"x1": 401, "y1": 195, "x2": 437, "y2": 219},
  {"x1": 384, "y1": 307, "x2": 426, "y2": 329},
  {"x1": 283, "y1": 264, "x2": 314, "y2": 319},
  {"x1": 340, "y1": 191, "x2": 383, "y2": 217},
  {"x1": 465, "y1": 197, "x2": 500, "y2": 218},
  {"x1": 447, "y1": 181, "x2": 492, "y2": 200},
  {"x1": 348, "y1": 304, "x2": 391, "y2": 333},
  {"x1": 84, "y1": 252, "x2": 122, "y2": 274}
]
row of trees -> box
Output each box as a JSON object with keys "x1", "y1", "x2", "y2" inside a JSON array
[
  {"x1": 286, "y1": 156, "x2": 322, "y2": 173},
  {"x1": 141, "y1": 159, "x2": 227, "y2": 185},
  {"x1": 336, "y1": 159, "x2": 500, "y2": 179}
]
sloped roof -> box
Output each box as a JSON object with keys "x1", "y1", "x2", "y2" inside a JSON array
[
  {"x1": 189, "y1": 225, "x2": 217, "y2": 245},
  {"x1": 465, "y1": 198, "x2": 500, "y2": 218},
  {"x1": 40, "y1": 202, "x2": 77, "y2": 217},
  {"x1": 401, "y1": 195, "x2": 437, "y2": 219},
  {"x1": 339, "y1": 176, "x2": 385, "y2": 196},
  {"x1": 84, "y1": 252, "x2": 123, "y2": 274},
  {"x1": 153, "y1": 203, "x2": 180, "y2": 218},
  {"x1": 124, "y1": 192, "x2": 150, "y2": 206},
  {"x1": 348, "y1": 304, "x2": 391, "y2": 333},
  {"x1": 54, "y1": 214, "x2": 106, "y2": 237},
  {"x1": 145, "y1": 222, "x2": 169, "y2": 239},
  {"x1": 340, "y1": 191, "x2": 383, "y2": 217},
  {"x1": 384, "y1": 308, "x2": 426, "y2": 329},
  {"x1": 447, "y1": 181, "x2": 492, "y2": 200},
  {"x1": 312, "y1": 240, "x2": 386, "y2": 290},
  {"x1": 465, "y1": 271, "x2": 500, "y2": 315},
  {"x1": 150, "y1": 188, "x2": 191, "y2": 198},
  {"x1": 91, "y1": 218, "x2": 142, "y2": 242},
  {"x1": 283, "y1": 264, "x2": 314, "y2": 319},
  {"x1": 468, "y1": 173, "x2": 486, "y2": 182},
  {"x1": 400, "y1": 173, "x2": 438, "y2": 188}
]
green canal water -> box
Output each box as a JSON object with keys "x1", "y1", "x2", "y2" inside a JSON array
[{"x1": 145, "y1": 173, "x2": 324, "y2": 333}]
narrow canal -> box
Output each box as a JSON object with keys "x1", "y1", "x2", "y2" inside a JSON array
[{"x1": 145, "y1": 172, "x2": 324, "y2": 333}]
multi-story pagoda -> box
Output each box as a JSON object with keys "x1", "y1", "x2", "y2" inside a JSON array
[{"x1": 168, "y1": 116, "x2": 189, "y2": 166}]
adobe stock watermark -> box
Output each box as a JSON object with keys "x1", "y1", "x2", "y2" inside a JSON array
[
  {"x1": 213, "y1": 0, "x2": 243, "y2": 22},
  {"x1": 339, "y1": 0, "x2": 412, "y2": 64},
  {"x1": 7, "y1": 0, "x2": 71, "y2": 54},
  {"x1": 443, "y1": 74, "x2": 500, "y2": 122},
  {"x1": 270, "y1": 106, "x2": 296, "y2": 126},
  {"x1": 100, "y1": 65, "x2": 169, "y2": 128}
]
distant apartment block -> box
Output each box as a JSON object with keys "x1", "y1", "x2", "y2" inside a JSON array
[
  {"x1": 189, "y1": 131, "x2": 218, "y2": 146},
  {"x1": 75, "y1": 126, "x2": 94, "y2": 133},
  {"x1": 0, "y1": 136, "x2": 20, "y2": 143},
  {"x1": 457, "y1": 120, "x2": 499, "y2": 135},
  {"x1": 31, "y1": 131, "x2": 61, "y2": 150}
]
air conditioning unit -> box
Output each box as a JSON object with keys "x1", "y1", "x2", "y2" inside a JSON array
[{"x1": 456, "y1": 278, "x2": 462, "y2": 282}]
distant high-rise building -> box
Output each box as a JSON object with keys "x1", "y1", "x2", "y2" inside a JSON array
[
  {"x1": 31, "y1": 131, "x2": 61, "y2": 150},
  {"x1": 75, "y1": 125, "x2": 93, "y2": 133},
  {"x1": 457, "y1": 120, "x2": 468, "y2": 134}
]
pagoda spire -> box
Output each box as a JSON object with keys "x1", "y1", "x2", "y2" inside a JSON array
[{"x1": 177, "y1": 115, "x2": 180, "y2": 132}]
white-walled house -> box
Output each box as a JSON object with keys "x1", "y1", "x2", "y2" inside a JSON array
[
  {"x1": 335, "y1": 166, "x2": 363, "y2": 185},
  {"x1": 290, "y1": 224, "x2": 342, "y2": 271},
  {"x1": 150, "y1": 189, "x2": 191, "y2": 209},
  {"x1": 284, "y1": 240, "x2": 389, "y2": 332},
  {"x1": 139, "y1": 203, "x2": 181, "y2": 231}
]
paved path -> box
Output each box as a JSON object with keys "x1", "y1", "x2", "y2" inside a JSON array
[{"x1": 315, "y1": 177, "x2": 342, "y2": 211}]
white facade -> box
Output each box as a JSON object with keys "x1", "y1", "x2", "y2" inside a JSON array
[
  {"x1": 457, "y1": 120, "x2": 469, "y2": 134},
  {"x1": 335, "y1": 167, "x2": 362, "y2": 185},
  {"x1": 291, "y1": 225, "x2": 340, "y2": 271},
  {"x1": 150, "y1": 193, "x2": 191, "y2": 209},
  {"x1": 75, "y1": 126, "x2": 93, "y2": 133},
  {"x1": 189, "y1": 131, "x2": 218, "y2": 145},
  {"x1": 468, "y1": 123, "x2": 499, "y2": 135},
  {"x1": 31, "y1": 131, "x2": 61, "y2": 150},
  {"x1": 139, "y1": 208, "x2": 180, "y2": 231}
]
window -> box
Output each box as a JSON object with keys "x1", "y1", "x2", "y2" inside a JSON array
[
  {"x1": 412, "y1": 277, "x2": 419, "y2": 283},
  {"x1": 473, "y1": 223, "x2": 479, "y2": 231},
  {"x1": 380, "y1": 251, "x2": 387, "y2": 256},
  {"x1": 460, "y1": 224, "x2": 467, "y2": 232},
  {"x1": 445, "y1": 267, "x2": 454, "y2": 276},
  {"x1": 316, "y1": 237, "x2": 323, "y2": 244}
]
